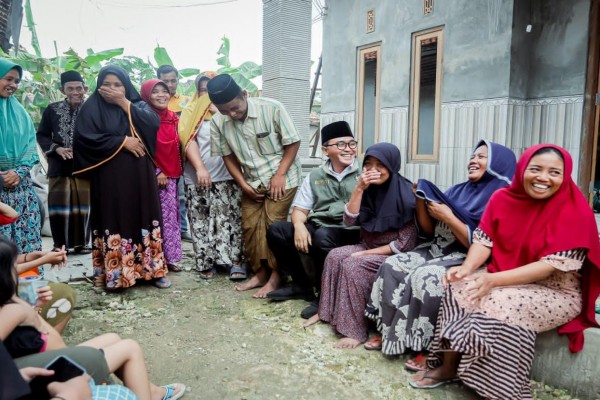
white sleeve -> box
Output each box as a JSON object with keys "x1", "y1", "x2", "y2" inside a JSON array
[{"x1": 291, "y1": 174, "x2": 314, "y2": 211}]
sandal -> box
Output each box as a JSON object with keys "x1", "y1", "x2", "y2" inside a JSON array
[
  {"x1": 405, "y1": 353, "x2": 428, "y2": 372},
  {"x1": 364, "y1": 335, "x2": 382, "y2": 351},
  {"x1": 161, "y1": 382, "x2": 186, "y2": 399},
  {"x1": 229, "y1": 265, "x2": 247, "y2": 281},
  {"x1": 199, "y1": 266, "x2": 217, "y2": 280},
  {"x1": 408, "y1": 371, "x2": 459, "y2": 389},
  {"x1": 154, "y1": 277, "x2": 172, "y2": 289},
  {"x1": 168, "y1": 263, "x2": 183, "y2": 272}
]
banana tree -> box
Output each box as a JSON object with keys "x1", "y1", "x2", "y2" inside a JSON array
[{"x1": 215, "y1": 36, "x2": 262, "y2": 95}]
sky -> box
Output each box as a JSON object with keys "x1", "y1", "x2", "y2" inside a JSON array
[{"x1": 18, "y1": 0, "x2": 323, "y2": 85}]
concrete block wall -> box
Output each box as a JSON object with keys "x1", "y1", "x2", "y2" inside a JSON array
[{"x1": 533, "y1": 325, "x2": 600, "y2": 400}]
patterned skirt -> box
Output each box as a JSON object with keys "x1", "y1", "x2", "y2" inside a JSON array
[
  {"x1": 185, "y1": 180, "x2": 243, "y2": 271},
  {"x1": 90, "y1": 152, "x2": 167, "y2": 289},
  {"x1": 428, "y1": 272, "x2": 581, "y2": 399},
  {"x1": 158, "y1": 176, "x2": 182, "y2": 265},
  {"x1": 366, "y1": 223, "x2": 466, "y2": 355},
  {"x1": 0, "y1": 176, "x2": 42, "y2": 254},
  {"x1": 319, "y1": 244, "x2": 390, "y2": 342}
]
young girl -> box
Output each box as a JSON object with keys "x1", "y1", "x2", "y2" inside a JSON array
[
  {"x1": 0, "y1": 236, "x2": 66, "y2": 356},
  {"x1": 0, "y1": 235, "x2": 186, "y2": 399}
]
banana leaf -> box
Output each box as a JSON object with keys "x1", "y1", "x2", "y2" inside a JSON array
[
  {"x1": 154, "y1": 46, "x2": 173, "y2": 67},
  {"x1": 179, "y1": 68, "x2": 200, "y2": 77}
]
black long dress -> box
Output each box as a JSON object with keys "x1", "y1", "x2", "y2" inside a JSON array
[{"x1": 73, "y1": 65, "x2": 167, "y2": 289}]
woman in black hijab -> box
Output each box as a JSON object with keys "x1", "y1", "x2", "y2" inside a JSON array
[
  {"x1": 303, "y1": 143, "x2": 418, "y2": 349},
  {"x1": 73, "y1": 65, "x2": 171, "y2": 290}
]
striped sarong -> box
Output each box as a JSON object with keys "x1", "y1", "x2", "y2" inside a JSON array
[
  {"x1": 47, "y1": 176, "x2": 90, "y2": 249},
  {"x1": 427, "y1": 285, "x2": 536, "y2": 399}
]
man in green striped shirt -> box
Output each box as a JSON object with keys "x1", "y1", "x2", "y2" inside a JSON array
[{"x1": 208, "y1": 74, "x2": 301, "y2": 299}]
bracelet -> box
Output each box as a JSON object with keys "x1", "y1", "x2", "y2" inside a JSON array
[{"x1": 24, "y1": 253, "x2": 28, "y2": 262}]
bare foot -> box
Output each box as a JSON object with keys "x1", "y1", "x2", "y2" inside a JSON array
[
  {"x1": 333, "y1": 337, "x2": 363, "y2": 349},
  {"x1": 302, "y1": 313, "x2": 320, "y2": 328},
  {"x1": 235, "y1": 267, "x2": 268, "y2": 292},
  {"x1": 252, "y1": 270, "x2": 281, "y2": 299}
]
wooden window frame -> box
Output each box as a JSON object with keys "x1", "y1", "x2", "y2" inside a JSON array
[
  {"x1": 409, "y1": 27, "x2": 444, "y2": 162},
  {"x1": 356, "y1": 44, "x2": 382, "y2": 154}
]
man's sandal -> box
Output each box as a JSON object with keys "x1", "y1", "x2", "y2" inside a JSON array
[
  {"x1": 229, "y1": 266, "x2": 247, "y2": 281},
  {"x1": 161, "y1": 383, "x2": 186, "y2": 399}
]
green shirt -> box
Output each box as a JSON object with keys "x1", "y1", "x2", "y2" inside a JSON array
[
  {"x1": 210, "y1": 97, "x2": 302, "y2": 190},
  {"x1": 308, "y1": 163, "x2": 360, "y2": 228}
]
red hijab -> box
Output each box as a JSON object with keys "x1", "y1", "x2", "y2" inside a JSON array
[
  {"x1": 140, "y1": 79, "x2": 182, "y2": 178},
  {"x1": 479, "y1": 144, "x2": 600, "y2": 352}
]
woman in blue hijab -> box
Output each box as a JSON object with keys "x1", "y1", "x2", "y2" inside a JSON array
[
  {"x1": 0, "y1": 59, "x2": 41, "y2": 254},
  {"x1": 364, "y1": 140, "x2": 516, "y2": 368}
]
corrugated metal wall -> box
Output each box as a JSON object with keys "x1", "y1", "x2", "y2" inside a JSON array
[
  {"x1": 262, "y1": 0, "x2": 312, "y2": 158},
  {"x1": 322, "y1": 95, "x2": 583, "y2": 190}
]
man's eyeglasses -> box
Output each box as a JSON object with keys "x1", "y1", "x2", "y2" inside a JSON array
[{"x1": 324, "y1": 140, "x2": 359, "y2": 150}]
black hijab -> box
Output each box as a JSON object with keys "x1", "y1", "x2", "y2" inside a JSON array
[
  {"x1": 73, "y1": 65, "x2": 159, "y2": 174},
  {"x1": 359, "y1": 143, "x2": 416, "y2": 233}
]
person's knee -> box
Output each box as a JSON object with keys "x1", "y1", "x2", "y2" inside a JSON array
[
  {"x1": 121, "y1": 339, "x2": 144, "y2": 358},
  {"x1": 267, "y1": 221, "x2": 293, "y2": 244},
  {"x1": 41, "y1": 283, "x2": 76, "y2": 327},
  {"x1": 102, "y1": 333, "x2": 122, "y2": 343},
  {"x1": 312, "y1": 228, "x2": 336, "y2": 251}
]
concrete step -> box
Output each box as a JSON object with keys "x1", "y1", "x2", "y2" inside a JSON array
[{"x1": 532, "y1": 320, "x2": 600, "y2": 400}]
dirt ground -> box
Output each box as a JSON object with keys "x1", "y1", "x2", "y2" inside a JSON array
[{"x1": 58, "y1": 242, "x2": 577, "y2": 400}]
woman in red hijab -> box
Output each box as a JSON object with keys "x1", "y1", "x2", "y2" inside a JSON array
[
  {"x1": 141, "y1": 79, "x2": 183, "y2": 278},
  {"x1": 409, "y1": 144, "x2": 600, "y2": 399}
]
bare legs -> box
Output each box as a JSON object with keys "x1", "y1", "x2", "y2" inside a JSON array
[
  {"x1": 234, "y1": 266, "x2": 281, "y2": 299},
  {"x1": 78, "y1": 333, "x2": 183, "y2": 400},
  {"x1": 302, "y1": 313, "x2": 320, "y2": 328},
  {"x1": 302, "y1": 314, "x2": 365, "y2": 349},
  {"x1": 333, "y1": 337, "x2": 363, "y2": 349},
  {"x1": 234, "y1": 266, "x2": 269, "y2": 292}
]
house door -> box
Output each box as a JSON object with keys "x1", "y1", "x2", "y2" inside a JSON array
[
  {"x1": 585, "y1": 0, "x2": 600, "y2": 213},
  {"x1": 591, "y1": 66, "x2": 600, "y2": 213}
]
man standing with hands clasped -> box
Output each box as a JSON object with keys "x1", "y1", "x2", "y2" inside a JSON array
[
  {"x1": 37, "y1": 71, "x2": 91, "y2": 254},
  {"x1": 208, "y1": 74, "x2": 301, "y2": 298}
]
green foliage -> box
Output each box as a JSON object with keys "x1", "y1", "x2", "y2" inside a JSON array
[
  {"x1": 4, "y1": 4, "x2": 263, "y2": 125},
  {"x1": 24, "y1": 0, "x2": 41, "y2": 57},
  {"x1": 215, "y1": 36, "x2": 262, "y2": 95},
  {"x1": 153, "y1": 45, "x2": 173, "y2": 68}
]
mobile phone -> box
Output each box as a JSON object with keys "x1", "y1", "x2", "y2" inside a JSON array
[{"x1": 29, "y1": 355, "x2": 87, "y2": 398}]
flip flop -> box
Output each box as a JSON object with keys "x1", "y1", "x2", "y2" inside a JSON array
[
  {"x1": 168, "y1": 263, "x2": 183, "y2": 272},
  {"x1": 154, "y1": 277, "x2": 172, "y2": 289},
  {"x1": 161, "y1": 382, "x2": 186, "y2": 399},
  {"x1": 229, "y1": 266, "x2": 247, "y2": 281},
  {"x1": 408, "y1": 372, "x2": 459, "y2": 389},
  {"x1": 363, "y1": 336, "x2": 382, "y2": 351},
  {"x1": 405, "y1": 353, "x2": 428, "y2": 372},
  {"x1": 199, "y1": 266, "x2": 217, "y2": 280}
]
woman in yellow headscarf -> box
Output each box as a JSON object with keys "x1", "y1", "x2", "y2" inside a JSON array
[{"x1": 179, "y1": 72, "x2": 246, "y2": 281}]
